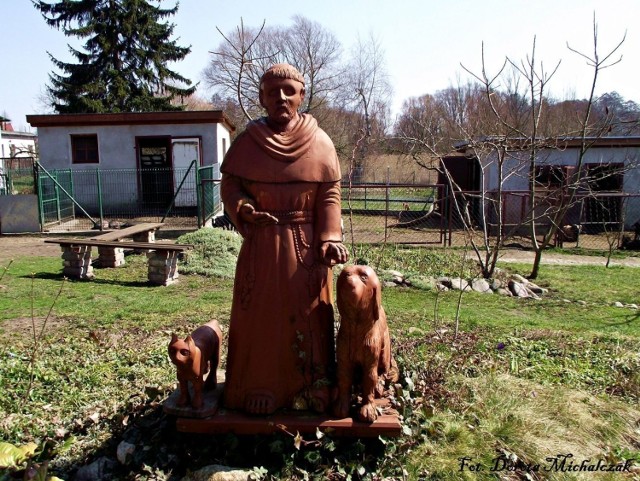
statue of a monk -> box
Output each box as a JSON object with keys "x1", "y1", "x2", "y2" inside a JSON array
[{"x1": 220, "y1": 63, "x2": 348, "y2": 415}]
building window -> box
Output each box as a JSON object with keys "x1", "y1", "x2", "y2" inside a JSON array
[
  {"x1": 71, "y1": 134, "x2": 99, "y2": 164},
  {"x1": 535, "y1": 165, "x2": 567, "y2": 187}
]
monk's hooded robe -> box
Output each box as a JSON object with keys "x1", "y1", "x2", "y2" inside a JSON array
[{"x1": 220, "y1": 113, "x2": 343, "y2": 413}]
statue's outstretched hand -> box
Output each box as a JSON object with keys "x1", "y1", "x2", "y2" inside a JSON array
[
  {"x1": 319, "y1": 241, "x2": 349, "y2": 266},
  {"x1": 239, "y1": 204, "x2": 278, "y2": 235}
]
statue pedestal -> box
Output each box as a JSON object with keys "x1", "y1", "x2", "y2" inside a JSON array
[
  {"x1": 164, "y1": 374, "x2": 402, "y2": 438},
  {"x1": 163, "y1": 383, "x2": 224, "y2": 419},
  {"x1": 174, "y1": 400, "x2": 402, "y2": 438}
]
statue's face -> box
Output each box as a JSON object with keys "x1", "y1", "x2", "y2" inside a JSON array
[{"x1": 259, "y1": 77, "x2": 305, "y2": 127}]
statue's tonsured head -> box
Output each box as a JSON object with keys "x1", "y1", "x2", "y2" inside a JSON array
[{"x1": 259, "y1": 63, "x2": 305, "y2": 90}]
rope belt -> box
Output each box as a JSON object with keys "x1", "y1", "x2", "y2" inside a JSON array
[{"x1": 267, "y1": 210, "x2": 314, "y2": 224}]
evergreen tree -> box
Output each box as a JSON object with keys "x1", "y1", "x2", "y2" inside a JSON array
[{"x1": 33, "y1": 0, "x2": 196, "y2": 113}]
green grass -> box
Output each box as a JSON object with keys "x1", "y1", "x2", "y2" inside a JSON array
[
  {"x1": 548, "y1": 246, "x2": 640, "y2": 259},
  {"x1": 0, "y1": 255, "x2": 233, "y2": 329},
  {"x1": 380, "y1": 257, "x2": 640, "y2": 337},
  {"x1": 342, "y1": 186, "x2": 436, "y2": 211},
  {"x1": 6, "y1": 169, "x2": 35, "y2": 194},
  {"x1": 0, "y1": 243, "x2": 638, "y2": 480},
  {"x1": 401, "y1": 374, "x2": 639, "y2": 481}
]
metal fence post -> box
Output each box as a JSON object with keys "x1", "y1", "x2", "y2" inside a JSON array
[
  {"x1": 384, "y1": 180, "x2": 389, "y2": 242},
  {"x1": 196, "y1": 166, "x2": 203, "y2": 228},
  {"x1": 54, "y1": 172, "x2": 61, "y2": 224},
  {"x1": 35, "y1": 163, "x2": 45, "y2": 230},
  {"x1": 96, "y1": 169, "x2": 104, "y2": 230}
]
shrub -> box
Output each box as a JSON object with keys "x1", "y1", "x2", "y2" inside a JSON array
[{"x1": 177, "y1": 228, "x2": 242, "y2": 278}]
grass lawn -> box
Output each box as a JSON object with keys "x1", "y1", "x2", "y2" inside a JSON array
[{"x1": 0, "y1": 240, "x2": 638, "y2": 480}]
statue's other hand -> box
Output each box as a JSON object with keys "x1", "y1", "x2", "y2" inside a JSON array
[{"x1": 319, "y1": 241, "x2": 349, "y2": 266}]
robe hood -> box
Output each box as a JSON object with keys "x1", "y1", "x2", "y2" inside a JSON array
[{"x1": 221, "y1": 113, "x2": 341, "y2": 183}]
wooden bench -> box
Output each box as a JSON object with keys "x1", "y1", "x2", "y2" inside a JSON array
[
  {"x1": 90, "y1": 222, "x2": 164, "y2": 268},
  {"x1": 45, "y1": 238, "x2": 193, "y2": 286}
]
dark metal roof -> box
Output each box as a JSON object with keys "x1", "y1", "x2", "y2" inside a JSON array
[{"x1": 26, "y1": 110, "x2": 236, "y2": 132}]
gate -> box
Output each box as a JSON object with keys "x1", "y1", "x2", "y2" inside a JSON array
[
  {"x1": 196, "y1": 164, "x2": 222, "y2": 227},
  {"x1": 34, "y1": 162, "x2": 221, "y2": 230},
  {"x1": 35, "y1": 162, "x2": 99, "y2": 228}
]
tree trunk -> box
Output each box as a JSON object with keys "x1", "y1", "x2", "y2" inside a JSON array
[{"x1": 529, "y1": 248, "x2": 543, "y2": 279}]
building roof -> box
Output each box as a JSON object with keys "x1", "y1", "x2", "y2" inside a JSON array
[
  {"x1": 0, "y1": 131, "x2": 37, "y2": 140},
  {"x1": 557, "y1": 136, "x2": 640, "y2": 148},
  {"x1": 454, "y1": 136, "x2": 640, "y2": 151},
  {"x1": 26, "y1": 110, "x2": 236, "y2": 132}
]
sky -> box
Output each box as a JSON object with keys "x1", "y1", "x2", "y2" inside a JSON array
[{"x1": 1, "y1": 0, "x2": 639, "y2": 132}]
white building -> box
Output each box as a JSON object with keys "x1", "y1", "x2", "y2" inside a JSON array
[
  {"x1": 0, "y1": 117, "x2": 37, "y2": 194},
  {"x1": 27, "y1": 111, "x2": 234, "y2": 215},
  {"x1": 0, "y1": 117, "x2": 37, "y2": 160},
  {"x1": 441, "y1": 137, "x2": 640, "y2": 231}
]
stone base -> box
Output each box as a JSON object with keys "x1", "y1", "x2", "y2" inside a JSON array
[
  {"x1": 164, "y1": 384, "x2": 224, "y2": 419},
  {"x1": 167, "y1": 382, "x2": 402, "y2": 438}
]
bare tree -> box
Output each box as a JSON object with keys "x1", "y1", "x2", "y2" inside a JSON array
[
  {"x1": 203, "y1": 16, "x2": 343, "y2": 127},
  {"x1": 393, "y1": 64, "x2": 534, "y2": 279},
  {"x1": 394, "y1": 20, "x2": 630, "y2": 280},
  {"x1": 203, "y1": 19, "x2": 269, "y2": 123},
  {"x1": 333, "y1": 33, "x2": 392, "y2": 181},
  {"x1": 527, "y1": 19, "x2": 626, "y2": 278},
  {"x1": 340, "y1": 33, "x2": 392, "y2": 138},
  {"x1": 280, "y1": 15, "x2": 343, "y2": 113},
  {"x1": 468, "y1": 39, "x2": 563, "y2": 279}
]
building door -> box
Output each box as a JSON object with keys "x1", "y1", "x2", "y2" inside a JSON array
[
  {"x1": 439, "y1": 155, "x2": 481, "y2": 223},
  {"x1": 584, "y1": 163, "x2": 624, "y2": 232},
  {"x1": 138, "y1": 137, "x2": 173, "y2": 209},
  {"x1": 171, "y1": 138, "x2": 200, "y2": 207}
]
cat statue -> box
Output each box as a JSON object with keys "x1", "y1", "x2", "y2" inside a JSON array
[{"x1": 168, "y1": 319, "x2": 222, "y2": 409}]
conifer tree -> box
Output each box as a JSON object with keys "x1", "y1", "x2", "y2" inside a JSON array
[{"x1": 33, "y1": 0, "x2": 196, "y2": 113}]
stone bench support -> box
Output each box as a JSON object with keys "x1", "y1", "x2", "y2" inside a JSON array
[
  {"x1": 60, "y1": 245, "x2": 94, "y2": 280},
  {"x1": 97, "y1": 246, "x2": 125, "y2": 267},
  {"x1": 147, "y1": 250, "x2": 180, "y2": 286}
]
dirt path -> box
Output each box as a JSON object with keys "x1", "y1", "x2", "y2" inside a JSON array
[
  {"x1": 497, "y1": 249, "x2": 640, "y2": 267},
  {"x1": 0, "y1": 234, "x2": 61, "y2": 262},
  {"x1": 1, "y1": 233, "x2": 639, "y2": 267}
]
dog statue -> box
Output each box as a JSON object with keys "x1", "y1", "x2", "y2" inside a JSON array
[
  {"x1": 334, "y1": 265, "x2": 398, "y2": 422},
  {"x1": 168, "y1": 319, "x2": 222, "y2": 409}
]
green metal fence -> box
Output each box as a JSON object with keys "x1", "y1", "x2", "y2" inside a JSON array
[
  {"x1": 30, "y1": 163, "x2": 640, "y2": 253},
  {"x1": 36, "y1": 163, "x2": 222, "y2": 231},
  {"x1": 37, "y1": 167, "x2": 75, "y2": 225},
  {"x1": 197, "y1": 165, "x2": 221, "y2": 227}
]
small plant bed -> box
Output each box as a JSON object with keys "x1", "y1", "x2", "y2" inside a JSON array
[{"x1": 0, "y1": 240, "x2": 638, "y2": 480}]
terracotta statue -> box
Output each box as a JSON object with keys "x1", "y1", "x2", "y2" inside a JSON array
[
  {"x1": 334, "y1": 265, "x2": 397, "y2": 422},
  {"x1": 220, "y1": 63, "x2": 348, "y2": 415},
  {"x1": 168, "y1": 320, "x2": 222, "y2": 409}
]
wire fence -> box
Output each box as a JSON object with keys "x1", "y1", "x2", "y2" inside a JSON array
[
  {"x1": 4, "y1": 163, "x2": 639, "y2": 252},
  {"x1": 341, "y1": 184, "x2": 640, "y2": 251},
  {"x1": 35, "y1": 165, "x2": 214, "y2": 231}
]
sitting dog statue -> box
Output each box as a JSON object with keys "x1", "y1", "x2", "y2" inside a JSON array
[
  {"x1": 334, "y1": 265, "x2": 397, "y2": 422},
  {"x1": 168, "y1": 319, "x2": 222, "y2": 409}
]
